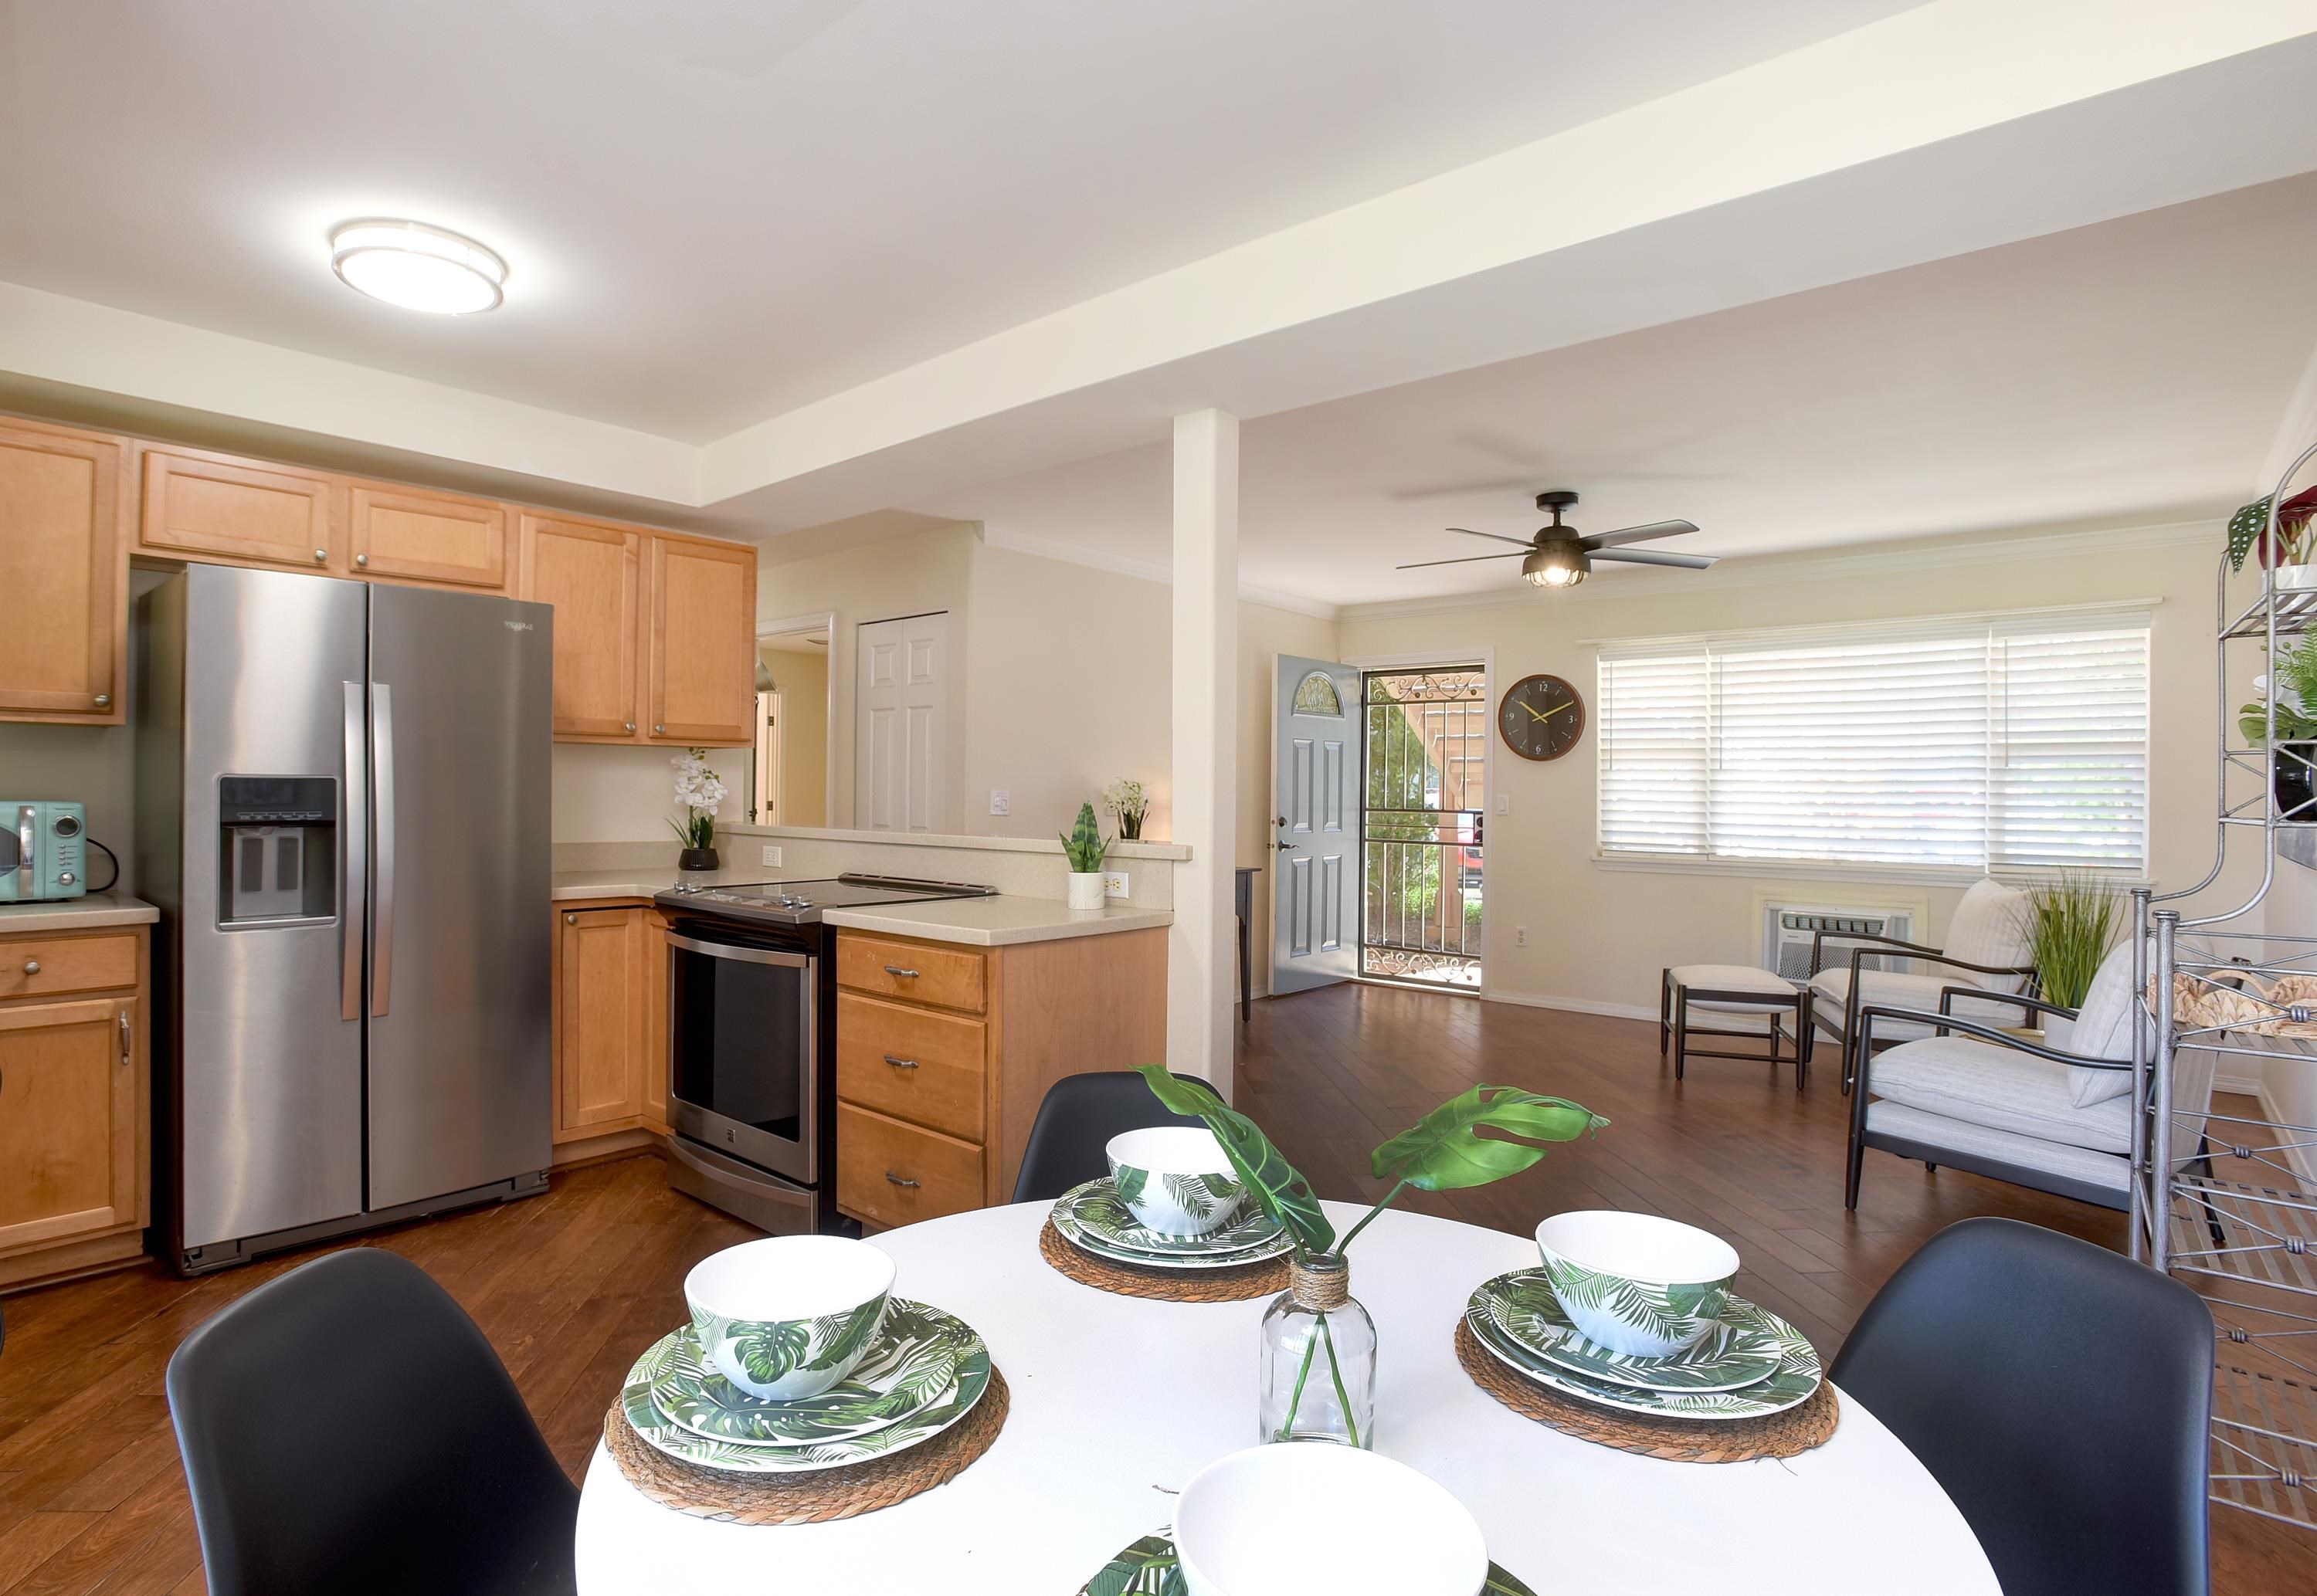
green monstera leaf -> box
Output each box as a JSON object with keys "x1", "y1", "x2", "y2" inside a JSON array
[
  {"x1": 1110, "y1": 1164, "x2": 1149, "y2": 1208},
  {"x1": 1136, "y1": 1065, "x2": 1335, "y2": 1258},
  {"x1": 733, "y1": 1320, "x2": 812, "y2": 1384},
  {"x1": 1371, "y1": 1084, "x2": 1607, "y2": 1192}
]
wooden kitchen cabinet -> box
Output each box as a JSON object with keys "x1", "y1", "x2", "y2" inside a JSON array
[
  {"x1": 550, "y1": 901, "x2": 670, "y2": 1165},
  {"x1": 646, "y1": 534, "x2": 756, "y2": 744},
  {"x1": 519, "y1": 513, "x2": 644, "y2": 740},
  {"x1": 0, "y1": 418, "x2": 129, "y2": 723},
  {"x1": 348, "y1": 482, "x2": 511, "y2": 589},
  {"x1": 139, "y1": 443, "x2": 339, "y2": 571},
  {"x1": 832, "y1": 927, "x2": 1168, "y2": 1227},
  {"x1": 0, "y1": 924, "x2": 149, "y2": 1289}
]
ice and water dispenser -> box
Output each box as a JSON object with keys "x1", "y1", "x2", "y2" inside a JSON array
[{"x1": 217, "y1": 776, "x2": 338, "y2": 925}]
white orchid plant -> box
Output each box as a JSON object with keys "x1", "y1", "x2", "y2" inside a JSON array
[
  {"x1": 669, "y1": 748, "x2": 728, "y2": 850},
  {"x1": 1103, "y1": 777, "x2": 1149, "y2": 839}
]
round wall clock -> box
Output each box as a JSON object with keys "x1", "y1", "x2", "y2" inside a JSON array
[{"x1": 1498, "y1": 673, "x2": 1586, "y2": 761}]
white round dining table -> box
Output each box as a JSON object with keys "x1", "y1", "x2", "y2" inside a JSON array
[{"x1": 575, "y1": 1201, "x2": 1996, "y2": 1594}]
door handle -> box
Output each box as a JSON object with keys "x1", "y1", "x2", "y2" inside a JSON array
[
  {"x1": 118, "y1": 1009, "x2": 131, "y2": 1066},
  {"x1": 342, "y1": 683, "x2": 367, "y2": 1022},
  {"x1": 883, "y1": 1054, "x2": 919, "y2": 1070},
  {"x1": 884, "y1": 1171, "x2": 921, "y2": 1188},
  {"x1": 884, "y1": 964, "x2": 920, "y2": 979},
  {"x1": 370, "y1": 682, "x2": 395, "y2": 1018}
]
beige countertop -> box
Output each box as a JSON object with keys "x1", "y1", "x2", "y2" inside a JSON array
[
  {"x1": 0, "y1": 892, "x2": 161, "y2": 932},
  {"x1": 551, "y1": 870, "x2": 1169, "y2": 947}
]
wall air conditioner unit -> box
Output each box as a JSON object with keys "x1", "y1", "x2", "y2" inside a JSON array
[{"x1": 1762, "y1": 905, "x2": 1915, "y2": 982}]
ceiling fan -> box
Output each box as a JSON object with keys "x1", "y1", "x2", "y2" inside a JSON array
[{"x1": 1395, "y1": 490, "x2": 1715, "y2": 589}]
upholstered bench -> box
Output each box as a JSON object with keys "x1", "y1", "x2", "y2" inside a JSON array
[{"x1": 1660, "y1": 964, "x2": 1815, "y2": 1088}]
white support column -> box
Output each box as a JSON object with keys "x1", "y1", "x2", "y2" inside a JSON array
[{"x1": 1169, "y1": 408, "x2": 1240, "y2": 1096}]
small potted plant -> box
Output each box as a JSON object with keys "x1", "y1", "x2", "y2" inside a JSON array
[
  {"x1": 1061, "y1": 801, "x2": 1110, "y2": 909},
  {"x1": 669, "y1": 747, "x2": 727, "y2": 872},
  {"x1": 1103, "y1": 777, "x2": 1150, "y2": 841},
  {"x1": 2016, "y1": 870, "x2": 2125, "y2": 1048},
  {"x1": 2239, "y1": 638, "x2": 2317, "y2": 820},
  {"x1": 2229, "y1": 486, "x2": 2317, "y2": 591}
]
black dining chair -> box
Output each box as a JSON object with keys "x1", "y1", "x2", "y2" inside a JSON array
[
  {"x1": 1011, "y1": 1069, "x2": 1208, "y2": 1202},
  {"x1": 167, "y1": 1247, "x2": 579, "y2": 1596},
  {"x1": 1830, "y1": 1217, "x2": 2214, "y2": 1596}
]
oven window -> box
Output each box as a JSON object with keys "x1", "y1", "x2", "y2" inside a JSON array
[{"x1": 669, "y1": 941, "x2": 807, "y2": 1144}]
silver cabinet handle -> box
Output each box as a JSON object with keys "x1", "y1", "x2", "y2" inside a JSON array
[
  {"x1": 343, "y1": 683, "x2": 367, "y2": 1022},
  {"x1": 92, "y1": 693, "x2": 110, "y2": 709},
  {"x1": 624, "y1": 722, "x2": 636, "y2": 734},
  {"x1": 884, "y1": 1171, "x2": 920, "y2": 1188},
  {"x1": 565, "y1": 913, "x2": 578, "y2": 924},
  {"x1": 884, "y1": 964, "x2": 920, "y2": 979},
  {"x1": 118, "y1": 1009, "x2": 131, "y2": 1066},
  {"x1": 883, "y1": 1054, "x2": 919, "y2": 1069},
  {"x1": 355, "y1": 553, "x2": 369, "y2": 567},
  {"x1": 313, "y1": 548, "x2": 328, "y2": 564},
  {"x1": 22, "y1": 960, "x2": 39, "y2": 975},
  {"x1": 370, "y1": 682, "x2": 396, "y2": 1018},
  {"x1": 653, "y1": 723, "x2": 665, "y2": 734}
]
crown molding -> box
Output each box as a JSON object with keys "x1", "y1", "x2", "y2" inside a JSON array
[
  {"x1": 1334, "y1": 517, "x2": 2217, "y2": 625},
  {"x1": 975, "y1": 525, "x2": 1342, "y2": 621}
]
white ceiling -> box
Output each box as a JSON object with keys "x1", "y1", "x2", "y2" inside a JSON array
[
  {"x1": 0, "y1": 0, "x2": 1912, "y2": 442},
  {"x1": 911, "y1": 174, "x2": 2317, "y2": 609}
]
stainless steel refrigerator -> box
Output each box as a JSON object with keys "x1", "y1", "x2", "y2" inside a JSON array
[{"x1": 136, "y1": 564, "x2": 553, "y2": 1272}]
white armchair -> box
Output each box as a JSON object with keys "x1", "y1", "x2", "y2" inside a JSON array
[{"x1": 1808, "y1": 877, "x2": 2037, "y2": 1093}]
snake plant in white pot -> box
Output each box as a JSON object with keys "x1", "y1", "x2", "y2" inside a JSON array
[
  {"x1": 1139, "y1": 1065, "x2": 1605, "y2": 1449},
  {"x1": 1062, "y1": 801, "x2": 1110, "y2": 910}
]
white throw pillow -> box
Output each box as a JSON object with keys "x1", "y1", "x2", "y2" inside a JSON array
[
  {"x1": 2064, "y1": 940, "x2": 2142, "y2": 1106},
  {"x1": 1942, "y1": 877, "x2": 2032, "y2": 992}
]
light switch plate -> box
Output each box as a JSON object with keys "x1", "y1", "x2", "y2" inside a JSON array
[
  {"x1": 761, "y1": 845, "x2": 782, "y2": 866},
  {"x1": 1496, "y1": 794, "x2": 1509, "y2": 814},
  {"x1": 989, "y1": 789, "x2": 1011, "y2": 815},
  {"x1": 1102, "y1": 871, "x2": 1130, "y2": 901},
  {"x1": 1515, "y1": 926, "x2": 1528, "y2": 947}
]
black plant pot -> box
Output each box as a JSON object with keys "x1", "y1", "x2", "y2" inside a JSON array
[
  {"x1": 678, "y1": 846, "x2": 721, "y2": 873},
  {"x1": 2275, "y1": 741, "x2": 2317, "y2": 822}
]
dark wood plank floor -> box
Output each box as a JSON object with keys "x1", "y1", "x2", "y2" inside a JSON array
[{"x1": 1, "y1": 981, "x2": 2310, "y2": 1593}]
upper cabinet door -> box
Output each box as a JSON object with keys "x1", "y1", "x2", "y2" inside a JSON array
[
  {"x1": 0, "y1": 420, "x2": 128, "y2": 723},
  {"x1": 518, "y1": 513, "x2": 643, "y2": 739},
  {"x1": 348, "y1": 483, "x2": 511, "y2": 589},
  {"x1": 141, "y1": 446, "x2": 338, "y2": 571},
  {"x1": 647, "y1": 535, "x2": 757, "y2": 745}
]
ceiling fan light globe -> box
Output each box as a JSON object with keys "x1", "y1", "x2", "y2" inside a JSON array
[{"x1": 1522, "y1": 547, "x2": 1587, "y2": 588}]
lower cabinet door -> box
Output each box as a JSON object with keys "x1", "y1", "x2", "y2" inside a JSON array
[
  {"x1": 836, "y1": 1103, "x2": 982, "y2": 1227},
  {"x1": 0, "y1": 997, "x2": 136, "y2": 1252},
  {"x1": 557, "y1": 907, "x2": 649, "y2": 1136}
]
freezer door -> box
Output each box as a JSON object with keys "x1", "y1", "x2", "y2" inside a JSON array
[
  {"x1": 364, "y1": 583, "x2": 554, "y2": 1209},
  {"x1": 175, "y1": 566, "x2": 368, "y2": 1249}
]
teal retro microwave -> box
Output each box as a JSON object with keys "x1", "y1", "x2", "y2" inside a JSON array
[{"x1": 0, "y1": 801, "x2": 88, "y2": 902}]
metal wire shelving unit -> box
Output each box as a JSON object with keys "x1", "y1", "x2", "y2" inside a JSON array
[{"x1": 2136, "y1": 438, "x2": 2317, "y2": 1532}]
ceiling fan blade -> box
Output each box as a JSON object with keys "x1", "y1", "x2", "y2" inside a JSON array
[
  {"x1": 1582, "y1": 519, "x2": 1700, "y2": 550},
  {"x1": 1446, "y1": 526, "x2": 1541, "y2": 549},
  {"x1": 1589, "y1": 547, "x2": 1717, "y2": 570},
  {"x1": 1394, "y1": 551, "x2": 1532, "y2": 570}
]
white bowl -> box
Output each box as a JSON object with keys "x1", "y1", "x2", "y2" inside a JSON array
[
  {"x1": 684, "y1": 1236, "x2": 895, "y2": 1401},
  {"x1": 1173, "y1": 1445, "x2": 1488, "y2": 1596},
  {"x1": 1534, "y1": 1209, "x2": 1739, "y2": 1358},
  {"x1": 1106, "y1": 1126, "x2": 1247, "y2": 1238}
]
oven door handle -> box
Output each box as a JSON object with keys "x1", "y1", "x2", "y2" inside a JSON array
[{"x1": 665, "y1": 931, "x2": 815, "y2": 969}]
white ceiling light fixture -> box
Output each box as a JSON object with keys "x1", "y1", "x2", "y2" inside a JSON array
[{"x1": 329, "y1": 219, "x2": 507, "y2": 314}]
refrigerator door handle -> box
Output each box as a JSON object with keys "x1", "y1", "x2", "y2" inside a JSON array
[
  {"x1": 370, "y1": 681, "x2": 395, "y2": 1018},
  {"x1": 342, "y1": 681, "x2": 368, "y2": 1023}
]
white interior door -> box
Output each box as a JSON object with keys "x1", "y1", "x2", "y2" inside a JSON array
[
  {"x1": 855, "y1": 612, "x2": 948, "y2": 832},
  {"x1": 1272, "y1": 654, "x2": 1362, "y2": 994}
]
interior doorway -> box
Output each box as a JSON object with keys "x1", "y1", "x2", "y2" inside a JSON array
[{"x1": 1359, "y1": 664, "x2": 1487, "y2": 988}]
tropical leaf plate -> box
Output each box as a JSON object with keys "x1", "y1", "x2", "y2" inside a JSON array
[
  {"x1": 1473, "y1": 1269, "x2": 1780, "y2": 1393},
  {"x1": 650, "y1": 1301, "x2": 965, "y2": 1445},
  {"x1": 1051, "y1": 1178, "x2": 1291, "y2": 1268},
  {"x1": 1465, "y1": 1278, "x2": 1821, "y2": 1421},
  {"x1": 1079, "y1": 1533, "x2": 1538, "y2": 1596},
  {"x1": 620, "y1": 1300, "x2": 990, "y2": 1472}
]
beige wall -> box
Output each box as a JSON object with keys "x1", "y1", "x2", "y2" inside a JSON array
[{"x1": 1338, "y1": 521, "x2": 2237, "y2": 1017}]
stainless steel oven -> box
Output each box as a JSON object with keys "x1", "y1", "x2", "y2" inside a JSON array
[{"x1": 666, "y1": 925, "x2": 819, "y2": 1184}]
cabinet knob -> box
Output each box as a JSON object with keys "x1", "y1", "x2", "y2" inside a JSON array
[
  {"x1": 653, "y1": 723, "x2": 665, "y2": 734},
  {"x1": 884, "y1": 1171, "x2": 921, "y2": 1189},
  {"x1": 565, "y1": 913, "x2": 578, "y2": 924},
  {"x1": 355, "y1": 553, "x2": 369, "y2": 568},
  {"x1": 624, "y1": 722, "x2": 636, "y2": 734},
  {"x1": 22, "y1": 960, "x2": 39, "y2": 975},
  {"x1": 313, "y1": 549, "x2": 328, "y2": 564},
  {"x1": 92, "y1": 693, "x2": 111, "y2": 709}
]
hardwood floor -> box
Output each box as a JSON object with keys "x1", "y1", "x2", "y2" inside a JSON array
[{"x1": 0, "y1": 980, "x2": 2310, "y2": 1593}]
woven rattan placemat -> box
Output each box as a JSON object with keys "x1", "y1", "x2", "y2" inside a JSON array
[
  {"x1": 603, "y1": 1366, "x2": 1009, "y2": 1523},
  {"x1": 1039, "y1": 1219, "x2": 1289, "y2": 1302},
  {"x1": 1455, "y1": 1319, "x2": 1837, "y2": 1462}
]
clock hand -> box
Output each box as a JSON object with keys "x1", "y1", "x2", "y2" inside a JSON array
[{"x1": 1523, "y1": 703, "x2": 1551, "y2": 721}]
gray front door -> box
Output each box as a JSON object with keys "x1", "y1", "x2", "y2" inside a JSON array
[{"x1": 1271, "y1": 655, "x2": 1362, "y2": 994}]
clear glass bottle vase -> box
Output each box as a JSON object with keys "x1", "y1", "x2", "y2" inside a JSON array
[{"x1": 1258, "y1": 1253, "x2": 1376, "y2": 1448}]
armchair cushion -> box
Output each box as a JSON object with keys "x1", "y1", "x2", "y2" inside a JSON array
[
  {"x1": 2064, "y1": 940, "x2": 2144, "y2": 1106},
  {"x1": 1867, "y1": 1035, "x2": 2132, "y2": 1155},
  {"x1": 1808, "y1": 967, "x2": 2020, "y2": 1042},
  {"x1": 1864, "y1": 1102, "x2": 2129, "y2": 1194},
  {"x1": 1942, "y1": 877, "x2": 2031, "y2": 993}
]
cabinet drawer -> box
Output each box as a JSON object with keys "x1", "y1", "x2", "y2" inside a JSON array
[
  {"x1": 836, "y1": 992, "x2": 985, "y2": 1140},
  {"x1": 836, "y1": 1103, "x2": 982, "y2": 1227},
  {"x1": 0, "y1": 934, "x2": 138, "y2": 1000},
  {"x1": 836, "y1": 934, "x2": 985, "y2": 1014}
]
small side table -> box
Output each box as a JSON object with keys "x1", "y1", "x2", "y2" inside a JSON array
[
  {"x1": 1234, "y1": 867, "x2": 1260, "y2": 1022},
  {"x1": 1660, "y1": 964, "x2": 1814, "y2": 1089}
]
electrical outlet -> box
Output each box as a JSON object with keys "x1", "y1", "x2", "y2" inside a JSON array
[
  {"x1": 1515, "y1": 926, "x2": 1528, "y2": 947},
  {"x1": 1496, "y1": 794, "x2": 1509, "y2": 814},
  {"x1": 761, "y1": 844, "x2": 782, "y2": 867},
  {"x1": 1102, "y1": 871, "x2": 1130, "y2": 902},
  {"x1": 989, "y1": 789, "x2": 1010, "y2": 815}
]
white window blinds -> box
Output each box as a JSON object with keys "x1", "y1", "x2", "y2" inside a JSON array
[{"x1": 1596, "y1": 611, "x2": 2149, "y2": 872}]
